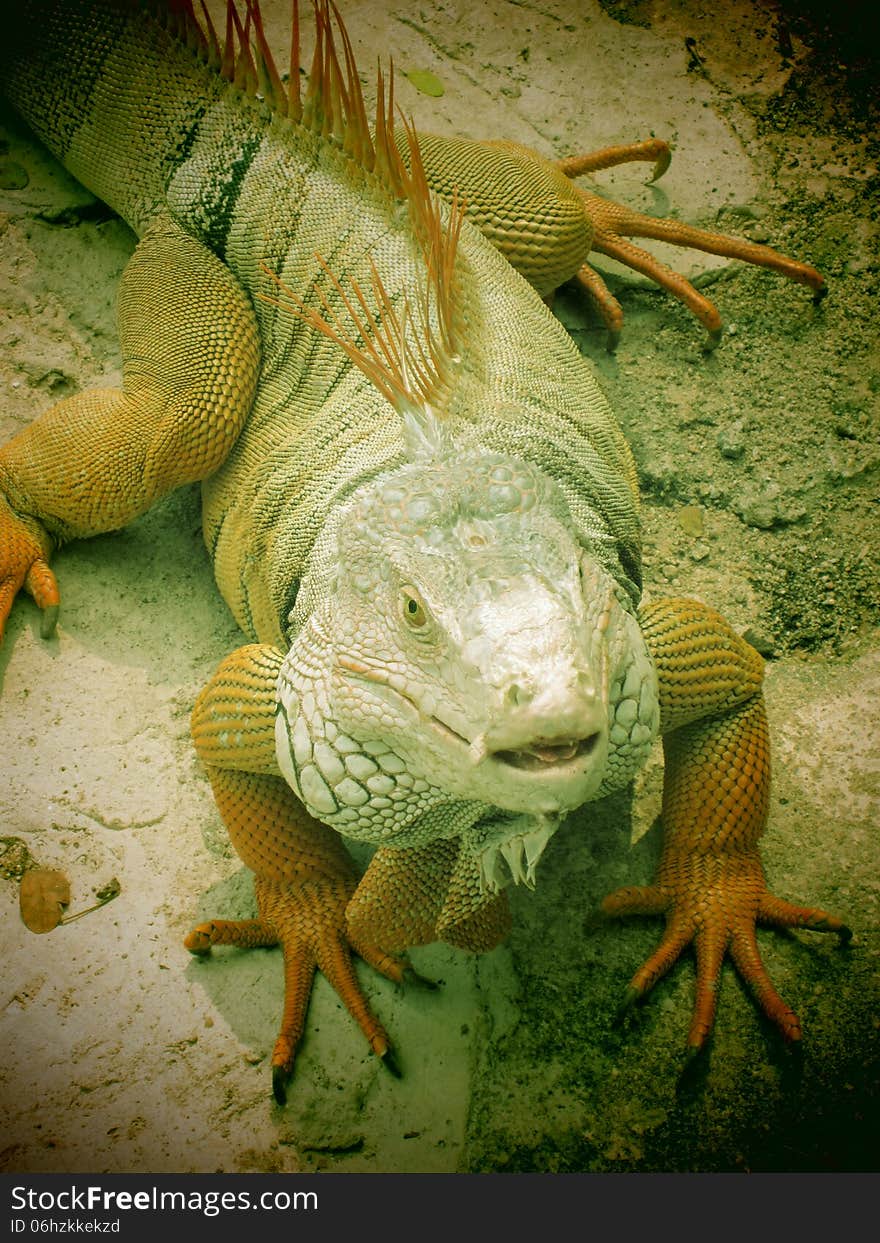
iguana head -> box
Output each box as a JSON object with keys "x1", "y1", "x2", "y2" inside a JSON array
[{"x1": 277, "y1": 449, "x2": 628, "y2": 836}]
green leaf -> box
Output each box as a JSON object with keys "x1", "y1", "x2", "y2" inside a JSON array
[{"x1": 405, "y1": 69, "x2": 445, "y2": 98}]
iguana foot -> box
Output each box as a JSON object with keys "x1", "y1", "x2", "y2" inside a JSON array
[
  {"x1": 186, "y1": 869, "x2": 411, "y2": 1105},
  {"x1": 558, "y1": 140, "x2": 824, "y2": 350},
  {"x1": 603, "y1": 856, "x2": 851, "y2": 1054},
  {"x1": 0, "y1": 494, "x2": 58, "y2": 642}
]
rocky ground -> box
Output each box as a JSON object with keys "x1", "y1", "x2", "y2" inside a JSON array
[{"x1": 1, "y1": 0, "x2": 877, "y2": 1174}]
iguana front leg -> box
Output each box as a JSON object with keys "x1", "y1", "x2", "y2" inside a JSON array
[
  {"x1": 188, "y1": 645, "x2": 415, "y2": 1103},
  {"x1": 605, "y1": 598, "x2": 851, "y2": 1054},
  {"x1": 0, "y1": 213, "x2": 260, "y2": 641},
  {"x1": 189, "y1": 645, "x2": 512, "y2": 1100}
]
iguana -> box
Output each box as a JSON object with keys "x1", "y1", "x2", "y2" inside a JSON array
[{"x1": 0, "y1": 0, "x2": 850, "y2": 1105}]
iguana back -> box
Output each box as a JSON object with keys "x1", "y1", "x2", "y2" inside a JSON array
[{"x1": 2, "y1": 0, "x2": 641, "y2": 647}]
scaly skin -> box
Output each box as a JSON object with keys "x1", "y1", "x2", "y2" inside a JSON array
[
  {"x1": 0, "y1": 1, "x2": 849, "y2": 1099},
  {"x1": 189, "y1": 598, "x2": 849, "y2": 1083}
]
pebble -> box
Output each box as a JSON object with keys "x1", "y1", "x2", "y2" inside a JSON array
[
  {"x1": 717, "y1": 423, "x2": 746, "y2": 460},
  {"x1": 733, "y1": 482, "x2": 805, "y2": 529},
  {"x1": 0, "y1": 160, "x2": 29, "y2": 190}
]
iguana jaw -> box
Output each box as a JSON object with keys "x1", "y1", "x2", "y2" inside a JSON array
[
  {"x1": 340, "y1": 653, "x2": 602, "y2": 773},
  {"x1": 333, "y1": 651, "x2": 610, "y2": 816}
]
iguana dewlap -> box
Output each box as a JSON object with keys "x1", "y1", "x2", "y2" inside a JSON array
[{"x1": 0, "y1": 0, "x2": 848, "y2": 1104}]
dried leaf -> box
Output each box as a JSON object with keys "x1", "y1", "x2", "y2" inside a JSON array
[
  {"x1": 20, "y1": 868, "x2": 70, "y2": 934},
  {"x1": 405, "y1": 69, "x2": 444, "y2": 97}
]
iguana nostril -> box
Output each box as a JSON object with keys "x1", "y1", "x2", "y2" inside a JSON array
[
  {"x1": 507, "y1": 683, "x2": 533, "y2": 706},
  {"x1": 577, "y1": 671, "x2": 598, "y2": 699}
]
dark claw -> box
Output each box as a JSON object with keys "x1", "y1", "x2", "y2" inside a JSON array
[
  {"x1": 676, "y1": 1043, "x2": 709, "y2": 1096},
  {"x1": 809, "y1": 916, "x2": 852, "y2": 943},
  {"x1": 648, "y1": 148, "x2": 672, "y2": 184},
  {"x1": 703, "y1": 326, "x2": 723, "y2": 352},
  {"x1": 40, "y1": 603, "x2": 59, "y2": 639},
  {"x1": 403, "y1": 966, "x2": 440, "y2": 991},
  {"x1": 615, "y1": 986, "x2": 641, "y2": 1022},
  {"x1": 272, "y1": 1064, "x2": 289, "y2": 1106},
  {"x1": 381, "y1": 1045, "x2": 402, "y2": 1078},
  {"x1": 812, "y1": 283, "x2": 828, "y2": 306},
  {"x1": 605, "y1": 328, "x2": 621, "y2": 354},
  {"x1": 683, "y1": 1042, "x2": 704, "y2": 1067}
]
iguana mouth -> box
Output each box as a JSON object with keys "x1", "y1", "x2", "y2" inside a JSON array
[
  {"x1": 494, "y1": 734, "x2": 600, "y2": 771},
  {"x1": 338, "y1": 657, "x2": 600, "y2": 775},
  {"x1": 435, "y1": 715, "x2": 602, "y2": 775}
]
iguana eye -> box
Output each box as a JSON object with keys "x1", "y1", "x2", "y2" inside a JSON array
[{"x1": 400, "y1": 588, "x2": 429, "y2": 630}]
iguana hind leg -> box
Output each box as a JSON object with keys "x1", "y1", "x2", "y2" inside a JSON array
[
  {"x1": 189, "y1": 645, "x2": 409, "y2": 1103},
  {"x1": 604, "y1": 598, "x2": 850, "y2": 1056},
  {"x1": 408, "y1": 131, "x2": 823, "y2": 349},
  {"x1": 0, "y1": 213, "x2": 260, "y2": 641}
]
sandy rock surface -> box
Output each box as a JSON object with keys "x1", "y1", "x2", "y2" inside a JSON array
[{"x1": 1, "y1": 0, "x2": 877, "y2": 1173}]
